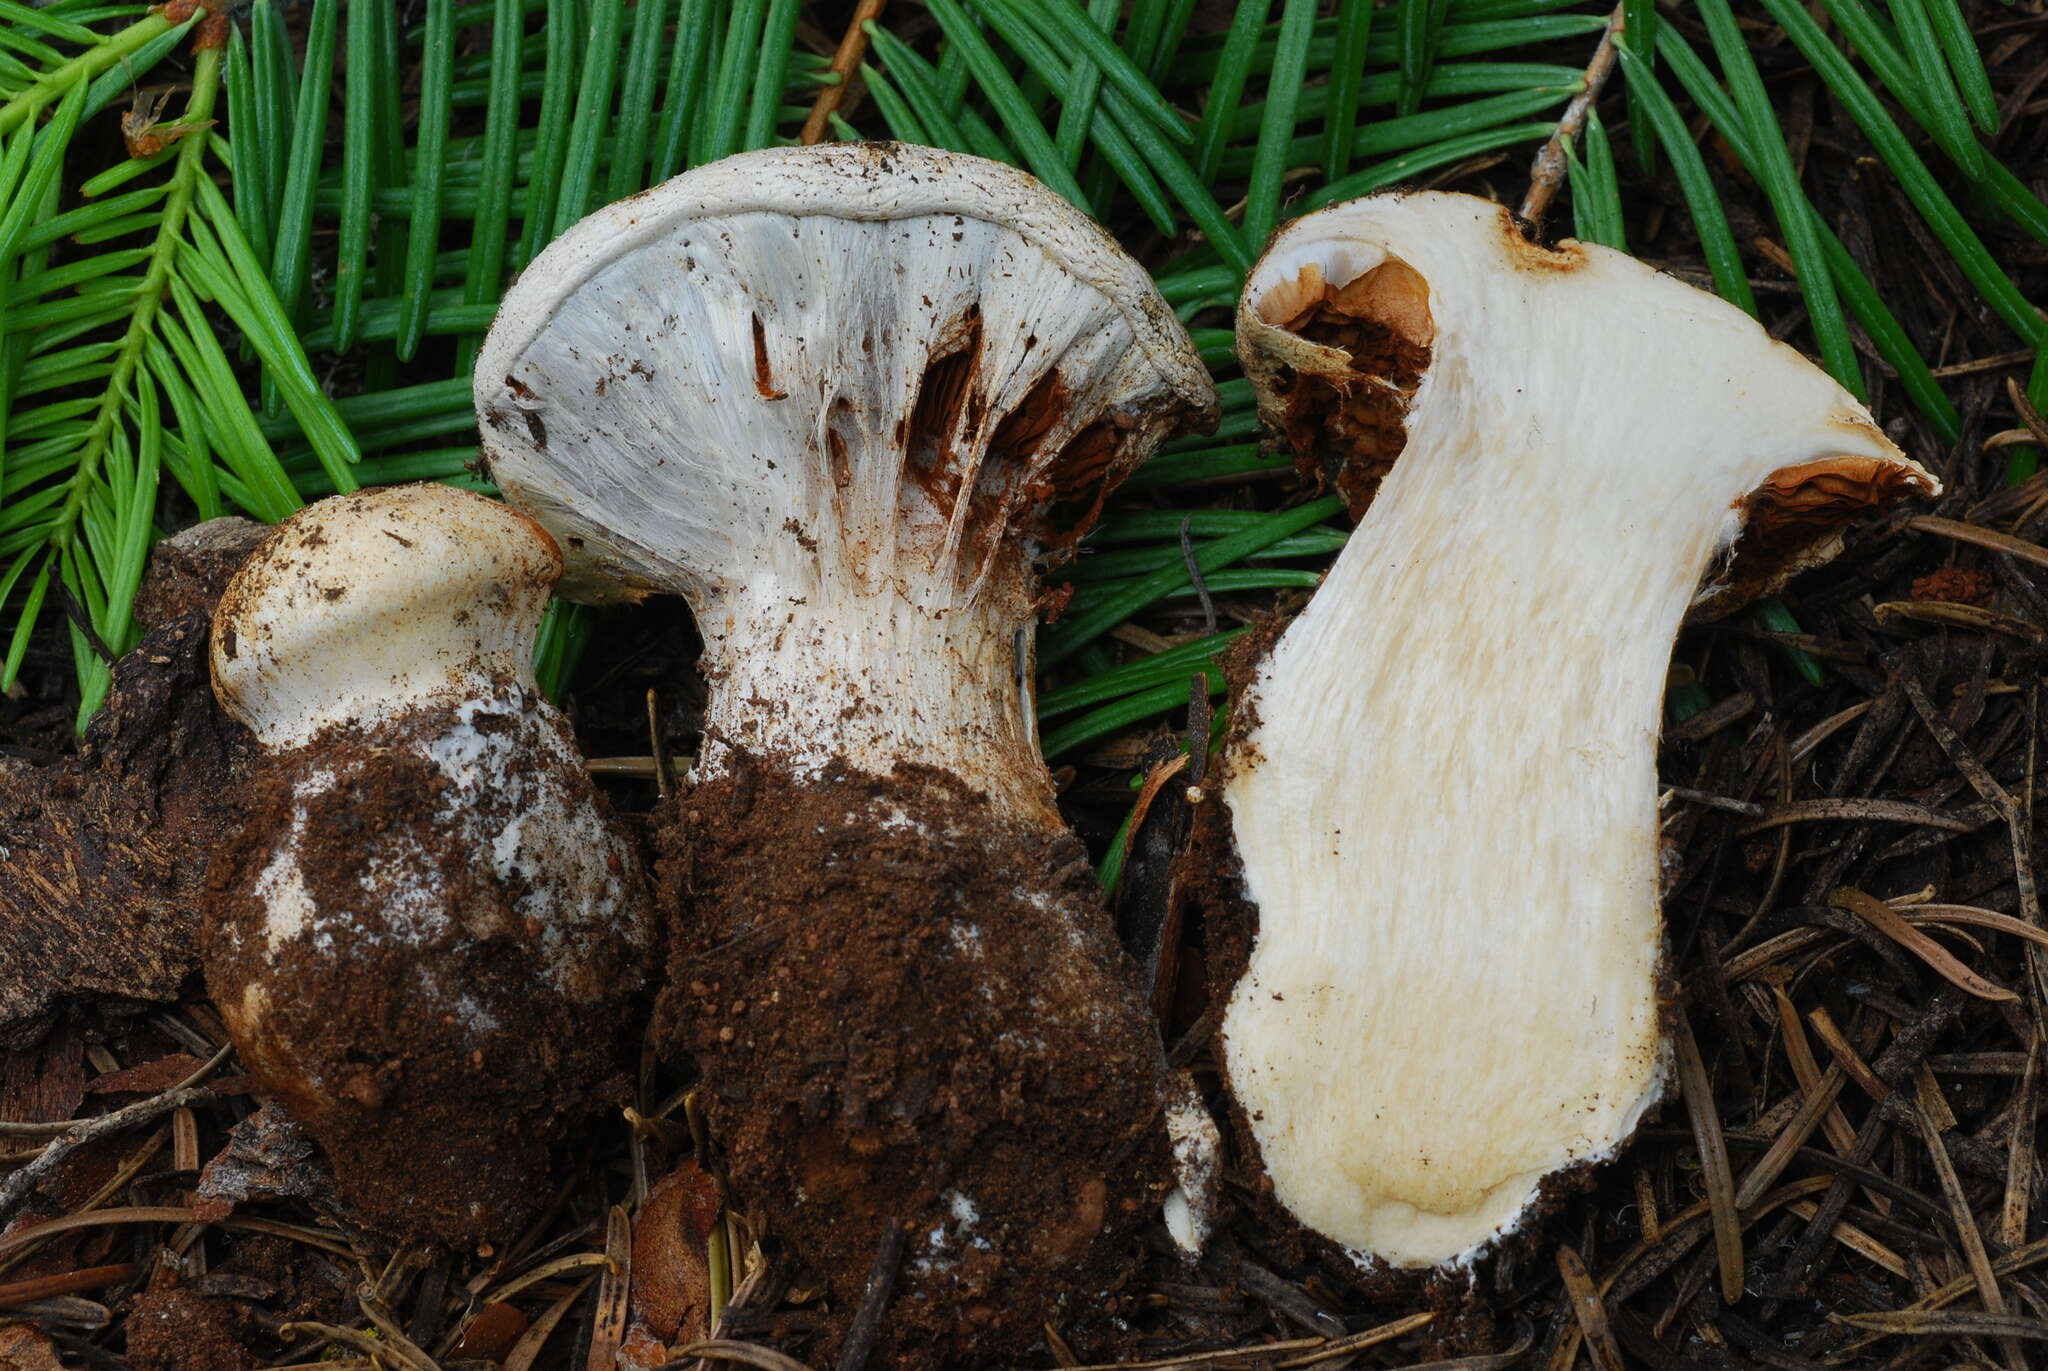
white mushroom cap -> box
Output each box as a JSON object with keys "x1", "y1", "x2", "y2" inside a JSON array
[
  {"x1": 1223, "y1": 192, "x2": 1936, "y2": 1273},
  {"x1": 212, "y1": 485, "x2": 561, "y2": 749},
  {"x1": 474, "y1": 144, "x2": 1215, "y2": 815}
]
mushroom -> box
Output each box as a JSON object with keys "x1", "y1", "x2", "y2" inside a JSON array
[
  {"x1": 475, "y1": 144, "x2": 1217, "y2": 1362},
  {"x1": 204, "y1": 483, "x2": 654, "y2": 1244},
  {"x1": 1204, "y1": 191, "x2": 1936, "y2": 1275}
]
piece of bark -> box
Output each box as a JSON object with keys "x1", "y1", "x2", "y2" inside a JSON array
[
  {"x1": 192, "y1": 1102, "x2": 335, "y2": 1222},
  {"x1": 0, "y1": 1027, "x2": 84, "y2": 1123},
  {"x1": 0, "y1": 1323, "x2": 64, "y2": 1371},
  {"x1": 133, "y1": 518, "x2": 270, "y2": 630},
  {"x1": 0, "y1": 524, "x2": 265, "y2": 1047}
]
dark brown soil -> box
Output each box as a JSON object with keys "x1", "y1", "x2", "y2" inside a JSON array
[
  {"x1": 123, "y1": 1288, "x2": 251, "y2": 1371},
  {"x1": 132, "y1": 518, "x2": 272, "y2": 631},
  {"x1": 654, "y1": 752, "x2": 1169, "y2": 1368},
  {"x1": 202, "y1": 685, "x2": 652, "y2": 1246}
]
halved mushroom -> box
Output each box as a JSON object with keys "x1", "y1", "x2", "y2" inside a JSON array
[
  {"x1": 204, "y1": 483, "x2": 654, "y2": 1244},
  {"x1": 475, "y1": 143, "x2": 1217, "y2": 1363},
  {"x1": 1209, "y1": 192, "x2": 1936, "y2": 1275}
]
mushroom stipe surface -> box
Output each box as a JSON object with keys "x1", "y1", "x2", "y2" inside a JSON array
[
  {"x1": 476, "y1": 144, "x2": 1217, "y2": 1365},
  {"x1": 1219, "y1": 192, "x2": 1936, "y2": 1275},
  {"x1": 204, "y1": 484, "x2": 654, "y2": 1245}
]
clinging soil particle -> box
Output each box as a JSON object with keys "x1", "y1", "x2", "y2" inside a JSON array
[
  {"x1": 124, "y1": 1287, "x2": 253, "y2": 1371},
  {"x1": 656, "y1": 752, "x2": 1169, "y2": 1369}
]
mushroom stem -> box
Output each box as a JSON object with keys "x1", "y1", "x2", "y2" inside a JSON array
[
  {"x1": 696, "y1": 557, "x2": 1051, "y2": 825},
  {"x1": 1222, "y1": 192, "x2": 1936, "y2": 1273}
]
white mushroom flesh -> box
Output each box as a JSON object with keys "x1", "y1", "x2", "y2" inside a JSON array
[{"x1": 1226, "y1": 192, "x2": 1936, "y2": 1272}]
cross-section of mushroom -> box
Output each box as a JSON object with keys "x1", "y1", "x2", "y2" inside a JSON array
[
  {"x1": 476, "y1": 143, "x2": 1217, "y2": 1363},
  {"x1": 1213, "y1": 192, "x2": 1937, "y2": 1275},
  {"x1": 204, "y1": 484, "x2": 654, "y2": 1244}
]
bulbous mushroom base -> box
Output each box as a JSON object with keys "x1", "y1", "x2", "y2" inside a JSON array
[
  {"x1": 657, "y1": 753, "x2": 1167, "y2": 1367},
  {"x1": 203, "y1": 691, "x2": 652, "y2": 1245}
]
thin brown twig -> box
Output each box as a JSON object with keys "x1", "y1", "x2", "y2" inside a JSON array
[
  {"x1": 587, "y1": 1205, "x2": 632, "y2": 1371},
  {"x1": 355, "y1": 1296, "x2": 445, "y2": 1371},
  {"x1": 1908, "y1": 514, "x2": 2048, "y2": 572},
  {"x1": 833, "y1": 1220, "x2": 905, "y2": 1371},
  {"x1": 2008, "y1": 375, "x2": 2048, "y2": 448},
  {"x1": 800, "y1": 0, "x2": 889, "y2": 145},
  {"x1": 670, "y1": 1340, "x2": 815, "y2": 1371},
  {"x1": 1519, "y1": 3, "x2": 1626, "y2": 224},
  {"x1": 0, "y1": 1042, "x2": 232, "y2": 1136},
  {"x1": 1912, "y1": 1101, "x2": 2024, "y2": 1371},
  {"x1": 0, "y1": 1263, "x2": 135, "y2": 1305},
  {"x1": 1557, "y1": 1244, "x2": 1625, "y2": 1371},
  {"x1": 2001, "y1": 1029, "x2": 2041, "y2": 1249},
  {"x1": 0, "y1": 1083, "x2": 219, "y2": 1223},
  {"x1": 505, "y1": 1274, "x2": 598, "y2": 1371}
]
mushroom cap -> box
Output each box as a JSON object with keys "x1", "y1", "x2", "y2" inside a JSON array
[
  {"x1": 473, "y1": 143, "x2": 1216, "y2": 606},
  {"x1": 1238, "y1": 192, "x2": 1936, "y2": 611},
  {"x1": 212, "y1": 484, "x2": 562, "y2": 750}
]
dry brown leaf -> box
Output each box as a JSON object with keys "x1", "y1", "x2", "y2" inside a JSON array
[
  {"x1": 0, "y1": 1322, "x2": 63, "y2": 1371},
  {"x1": 618, "y1": 1161, "x2": 722, "y2": 1371},
  {"x1": 84, "y1": 1054, "x2": 208, "y2": 1096}
]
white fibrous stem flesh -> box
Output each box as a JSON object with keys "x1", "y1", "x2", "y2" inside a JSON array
[{"x1": 1225, "y1": 193, "x2": 1935, "y2": 1272}]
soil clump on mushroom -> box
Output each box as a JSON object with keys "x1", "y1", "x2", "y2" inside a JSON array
[
  {"x1": 203, "y1": 675, "x2": 649, "y2": 1244},
  {"x1": 657, "y1": 750, "x2": 1167, "y2": 1367}
]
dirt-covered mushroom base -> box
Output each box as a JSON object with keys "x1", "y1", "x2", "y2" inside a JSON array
[
  {"x1": 202, "y1": 689, "x2": 651, "y2": 1246},
  {"x1": 656, "y1": 752, "x2": 1171, "y2": 1368}
]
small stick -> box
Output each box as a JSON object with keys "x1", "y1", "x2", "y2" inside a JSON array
[
  {"x1": 800, "y1": 0, "x2": 890, "y2": 145},
  {"x1": 0, "y1": 1263, "x2": 136, "y2": 1304},
  {"x1": 648, "y1": 688, "x2": 675, "y2": 798},
  {"x1": 834, "y1": 1220, "x2": 906, "y2": 1371},
  {"x1": 1519, "y1": 3, "x2": 1627, "y2": 226},
  {"x1": 1909, "y1": 514, "x2": 2048, "y2": 573},
  {"x1": 1914, "y1": 1101, "x2": 2024, "y2": 1371},
  {"x1": 2002, "y1": 1029, "x2": 2041, "y2": 1249}
]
